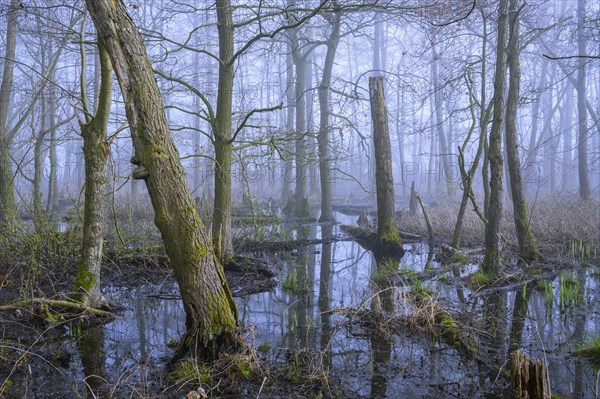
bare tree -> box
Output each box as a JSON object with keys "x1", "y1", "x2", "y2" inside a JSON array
[
  {"x1": 482, "y1": 0, "x2": 509, "y2": 277},
  {"x1": 317, "y1": 3, "x2": 341, "y2": 222},
  {"x1": 0, "y1": 0, "x2": 19, "y2": 228},
  {"x1": 71, "y1": 21, "x2": 112, "y2": 307},
  {"x1": 84, "y1": 0, "x2": 239, "y2": 361},
  {"x1": 576, "y1": 0, "x2": 591, "y2": 200},
  {"x1": 504, "y1": 0, "x2": 541, "y2": 263},
  {"x1": 369, "y1": 76, "x2": 403, "y2": 256}
]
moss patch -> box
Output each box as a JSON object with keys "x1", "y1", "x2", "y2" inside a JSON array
[{"x1": 74, "y1": 266, "x2": 96, "y2": 292}]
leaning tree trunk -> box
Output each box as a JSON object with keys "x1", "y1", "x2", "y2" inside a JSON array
[
  {"x1": 482, "y1": 0, "x2": 509, "y2": 277},
  {"x1": 84, "y1": 0, "x2": 239, "y2": 361},
  {"x1": 71, "y1": 33, "x2": 112, "y2": 308},
  {"x1": 317, "y1": 7, "x2": 340, "y2": 222},
  {"x1": 0, "y1": 0, "x2": 19, "y2": 229},
  {"x1": 576, "y1": 0, "x2": 590, "y2": 200},
  {"x1": 212, "y1": 0, "x2": 235, "y2": 260},
  {"x1": 505, "y1": 0, "x2": 540, "y2": 264},
  {"x1": 369, "y1": 76, "x2": 403, "y2": 257}
]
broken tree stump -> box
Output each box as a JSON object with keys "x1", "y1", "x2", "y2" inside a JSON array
[{"x1": 511, "y1": 350, "x2": 551, "y2": 399}]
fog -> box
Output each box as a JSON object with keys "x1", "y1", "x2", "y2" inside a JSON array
[
  {"x1": 1, "y1": 0, "x2": 598, "y2": 215},
  {"x1": 1, "y1": 2, "x2": 600, "y2": 397}
]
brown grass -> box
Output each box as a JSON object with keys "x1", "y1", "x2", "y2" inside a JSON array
[{"x1": 399, "y1": 195, "x2": 599, "y2": 257}]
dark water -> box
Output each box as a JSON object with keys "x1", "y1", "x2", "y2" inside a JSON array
[{"x1": 4, "y1": 214, "x2": 599, "y2": 398}]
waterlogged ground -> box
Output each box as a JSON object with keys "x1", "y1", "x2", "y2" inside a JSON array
[{"x1": 2, "y1": 213, "x2": 599, "y2": 398}]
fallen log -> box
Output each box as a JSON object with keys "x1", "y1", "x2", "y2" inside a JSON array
[{"x1": 0, "y1": 297, "x2": 114, "y2": 317}]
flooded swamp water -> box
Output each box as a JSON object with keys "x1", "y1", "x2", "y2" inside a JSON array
[{"x1": 2, "y1": 213, "x2": 599, "y2": 398}]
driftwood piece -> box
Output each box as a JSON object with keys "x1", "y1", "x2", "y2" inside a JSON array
[{"x1": 511, "y1": 350, "x2": 551, "y2": 399}]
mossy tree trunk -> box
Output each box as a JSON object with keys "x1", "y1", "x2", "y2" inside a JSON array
[
  {"x1": 369, "y1": 76, "x2": 402, "y2": 256},
  {"x1": 505, "y1": 0, "x2": 540, "y2": 264},
  {"x1": 71, "y1": 33, "x2": 112, "y2": 308},
  {"x1": 84, "y1": 0, "x2": 239, "y2": 361},
  {"x1": 482, "y1": 0, "x2": 508, "y2": 277},
  {"x1": 0, "y1": 0, "x2": 19, "y2": 229},
  {"x1": 317, "y1": 5, "x2": 340, "y2": 223},
  {"x1": 212, "y1": 0, "x2": 235, "y2": 260}
]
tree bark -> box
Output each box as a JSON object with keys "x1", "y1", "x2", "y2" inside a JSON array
[
  {"x1": 0, "y1": 0, "x2": 19, "y2": 228},
  {"x1": 511, "y1": 350, "x2": 551, "y2": 399},
  {"x1": 71, "y1": 33, "x2": 112, "y2": 308},
  {"x1": 369, "y1": 76, "x2": 403, "y2": 257},
  {"x1": 282, "y1": 51, "x2": 295, "y2": 206},
  {"x1": 505, "y1": 0, "x2": 540, "y2": 263},
  {"x1": 576, "y1": 0, "x2": 590, "y2": 200},
  {"x1": 317, "y1": 5, "x2": 340, "y2": 222},
  {"x1": 212, "y1": 0, "x2": 235, "y2": 259},
  {"x1": 84, "y1": 0, "x2": 239, "y2": 361},
  {"x1": 482, "y1": 0, "x2": 509, "y2": 277},
  {"x1": 292, "y1": 35, "x2": 308, "y2": 212},
  {"x1": 560, "y1": 84, "x2": 574, "y2": 191},
  {"x1": 46, "y1": 72, "x2": 59, "y2": 215},
  {"x1": 431, "y1": 43, "x2": 453, "y2": 198}
]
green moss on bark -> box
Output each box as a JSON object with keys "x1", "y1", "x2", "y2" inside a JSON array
[{"x1": 74, "y1": 266, "x2": 96, "y2": 292}]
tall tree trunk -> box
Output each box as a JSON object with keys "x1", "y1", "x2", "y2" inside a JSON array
[
  {"x1": 192, "y1": 15, "x2": 202, "y2": 194},
  {"x1": 71, "y1": 33, "x2": 112, "y2": 308},
  {"x1": 369, "y1": 76, "x2": 403, "y2": 257},
  {"x1": 576, "y1": 0, "x2": 590, "y2": 200},
  {"x1": 505, "y1": 0, "x2": 540, "y2": 263},
  {"x1": 46, "y1": 67, "x2": 59, "y2": 215},
  {"x1": 561, "y1": 84, "x2": 574, "y2": 191},
  {"x1": 292, "y1": 38, "x2": 308, "y2": 212},
  {"x1": 33, "y1": 36, "x2": 48, "y2": 226},
  {"x1": 84, "y1": 0, "x2": 239, "y2": 361},
  {"x1": 453, "y1": 14, "x2": 492, "y2": 249},
  {"x1": 317, "y1": 6, "x2": 340, "y2": 222},
  {"x1": 306, "y1": 53, "x2": 319, "y2": 198},
  {"x1": 524, "y1": 58, "x2": 548, "y2": 193},
  {"x1": 453, "y1": 75, "x2": 489, "y2": 249},
  {"x1": 482, "y1": 0, "x2": 509, "y2": 277},
  {"x1": 0, "y1": 0, "x2": 19, "y2": 228},
  {"x1": 431, "y1": 43, "x2": 453, "y2": 197},
  {"x1": 282, "y1": 51, "x2": 295, "y2": 206},
  {"x1": 33, "y1": 128, "x2": 45, "y2": 225},
  {"x1": 212, "y1": 0, "x2": 235, "y2": 259}
]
